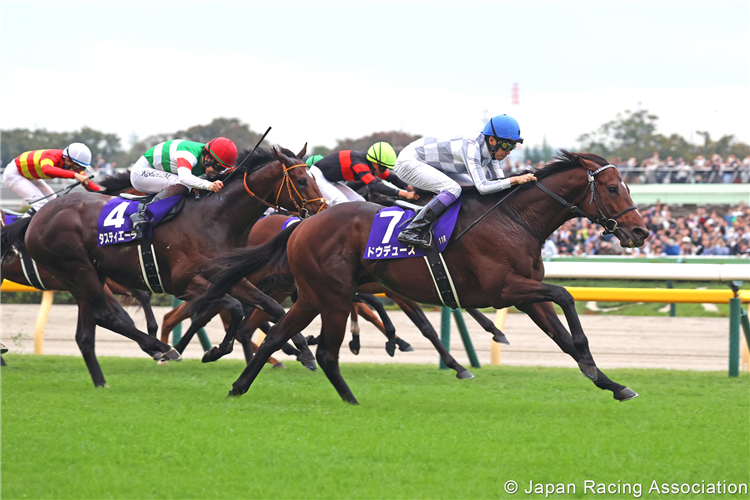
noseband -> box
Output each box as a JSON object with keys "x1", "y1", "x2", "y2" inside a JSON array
[
  {"x1": 243, "y1": 163, "x2": 326, "y2": 218},
  {"x1": 534, "y1": 164, "x2": 638, "y2": 235}
]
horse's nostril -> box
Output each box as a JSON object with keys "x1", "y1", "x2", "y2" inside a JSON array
[{"x1": 633, "y1": 227, "x2": 649, "y2": 240}]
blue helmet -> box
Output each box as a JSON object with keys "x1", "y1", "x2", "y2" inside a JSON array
[{"x1": 482, "y1": 114, "x2": 523, "y2": 143}]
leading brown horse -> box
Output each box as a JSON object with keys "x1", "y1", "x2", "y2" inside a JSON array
[
  {"x1": 196, "y1": 151, "x2": 649, "y2": 404},
  {"x1": 1, "y1": 146, "x2": 326, "y2": 387}
]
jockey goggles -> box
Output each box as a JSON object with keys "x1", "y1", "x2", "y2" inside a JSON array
[{"x1": 498, "y1": 140, "x2": 517, "y2": 152}]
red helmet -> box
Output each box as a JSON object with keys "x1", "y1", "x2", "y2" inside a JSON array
[{"x1": 206, "y1": 137, "x2": 238, "y2": 169}]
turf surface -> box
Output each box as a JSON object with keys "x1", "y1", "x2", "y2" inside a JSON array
[{"x1": 2, "y1": 356, "x2": 748, "y2": 499}]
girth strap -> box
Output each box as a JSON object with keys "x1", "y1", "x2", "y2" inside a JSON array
[
  {"x1": 20, "y1": 251, "x2": 46, "y2": 291},
  {"x1": 423, "y1": 245, "x2": 461, "y2": 309},
  {"x1": 137, "y1": 235, "x2": 165, "y2": 294}
]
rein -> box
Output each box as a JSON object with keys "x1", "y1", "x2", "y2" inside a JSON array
[
  {"x1": 243, "y1": 163, "x2": 326, "y2": 218},
  {"x1": 455, "y1": 164, "x2": 637, "y2": 242}
]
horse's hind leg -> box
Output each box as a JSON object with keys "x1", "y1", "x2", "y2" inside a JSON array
[
  {"x1": 390, "y1": 294, "x2": 472, "y2": 379},
  {"x1": 228, "y1": 295, "x2": 320, "y2": 397},
  {"x1": 317, "y1": 307, "x2": 358, "y2": 404},
  {"x1": 466, "y1": 308, "x2": 509, "y2": 345},
  {"x1": 514, "y1": 295, "x2": 636, "y2": 402}
]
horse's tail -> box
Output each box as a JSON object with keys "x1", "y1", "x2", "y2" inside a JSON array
[
  {"x1": 191, "y1": 223, "x2": 298, "y2": 313},
  {"x1": 98, "y1": 171, "x2": 133, "y2": 195},
  {"x1": 0, "y1": 217, "x2": 31, "y2": 260}
]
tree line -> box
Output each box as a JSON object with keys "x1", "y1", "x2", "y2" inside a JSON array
[{"x1": 2, "y1": 112, "x2": 747, "y2": 169}]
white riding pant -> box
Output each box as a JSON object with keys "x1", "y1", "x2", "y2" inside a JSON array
[
  {"x1": 309, "y1": 165, "x2": 365, "y2": 206},
  {"x1": 3, "y1": 162, "x2": 57, "y2": 211},
  {"x1": 394, "y1": 145, "x2": 462, "y2": 199},
  {"x1": 130, "y1": 156, "x2": 186, "y2": 194}
]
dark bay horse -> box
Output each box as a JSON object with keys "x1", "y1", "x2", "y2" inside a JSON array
[
  {"x1": 197, "y1": 151, "x2": 648, "y2": 404},
  {"x1": 179, "y1": 213, "x2": 508, "y2": 377},
  {"x1": 1, "y1": 146, "x2": 326, "y2": 387}
]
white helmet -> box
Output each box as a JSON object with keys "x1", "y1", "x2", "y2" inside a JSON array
[{"x1": 63, "y1": 142, "x2": 92, "y2": 169}]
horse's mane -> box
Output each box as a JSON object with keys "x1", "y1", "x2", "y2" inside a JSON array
[
  {"x1": 510, "y1": 149, "x2": 609, "y2": 196},
  {"x1": 236, "y1": 146, "x2": 299, "y2": 175},
  {"x1": 97, "y1": 171, "x2": 133, "y2": 194}
]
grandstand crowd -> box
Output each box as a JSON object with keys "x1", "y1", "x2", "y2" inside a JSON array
[
  {"x1": 507, "y1": 153, "x2": 750, "y2": 185},
  {"x1": 544, "y1": 202, "x2": 750, "y2": 258}
]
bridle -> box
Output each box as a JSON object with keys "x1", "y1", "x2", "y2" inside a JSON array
[
  {"x1": 243, "y1": 162, "x2": 326, "y2": 218},
  {"x1": 534, "y1": 164, "x2": 638, "y2": 235}
]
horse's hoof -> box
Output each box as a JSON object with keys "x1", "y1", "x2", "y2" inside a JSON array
[
  {"x1": 226, "y1": 389, "x2": 242, "y2": 398},
  {"x1": 305, "y1": 335, "x2": 319, "y2": 346},
  {"x1": 0, "y1": 343, "x2": 8, "y2": 354},
  {"x1": 348, "y1": 338, "x2": 360, "y2": 355},
  {"x1": 396, "y1": 338, "x2": 414, "y2": 352},
  {"x1": 202, "y1": 347, "x2": 221, "y2": 363},
  {"x1": 614, "y1": 387, "x2": 639, "y2": 402},
  {"x1": 95, "y1": 383, "x2": 110, "y2": 388},
  {"x1": 272, "y1": 362, "x2": 287, "y2": 369},
  {"x1": 161, "y1": 348, "x2": 182, "y2": 362},
  {"x1": 297, "y1": 353, "x2": 318, "y2": 372},
  {"x1": 492, "y1": 333, "x2": 510, "y2": 345},
  {"x1": 157, "y1": 359, "x2": 169, "y2": 365},
  {"x1": 578, "y1": 363, "x2": 599, "y2": 381},
  {"x1": 456, "y1": 370, "x2": 474, "y2": 380},
  {"x1": 385, "y1": 340, "x2": 396, "y2": 357}
]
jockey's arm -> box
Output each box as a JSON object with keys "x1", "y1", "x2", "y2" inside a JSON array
[
  {"x1": 378, "y1": 170, "x2": 410, "y2": 190},
  {"x1": 175, "y1": 157, "x2": 213, "y2": 191},
  {"x1": 462, "y1": 141, "x2": 511, "y2": 195},
  {"x1": 40, "y1": 164, "x2": 101, "y2": 191}
]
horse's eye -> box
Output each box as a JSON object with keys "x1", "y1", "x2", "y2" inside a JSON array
[
  {"x1": 298, "y1": 177, "x2": 308, "y2": 188},
  {"x1": 608, "y1": 186, "x2": 618, "y2": 194}
]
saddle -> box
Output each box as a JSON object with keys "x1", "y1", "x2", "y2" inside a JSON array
[{"x1": 97, "y1": 195, "x2": 186, "y2": 247}]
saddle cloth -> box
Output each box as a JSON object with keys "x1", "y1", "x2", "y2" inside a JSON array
[
  {"x1": 97, "y1": 196, "x2": 184, "y2": 246},
  {"x1": 363, "y1": 198, "x2": 462, "y2": 260}
]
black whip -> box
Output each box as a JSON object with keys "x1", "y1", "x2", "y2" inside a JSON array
[{"x1": 210, "y1": 126, "x2": 271, "y2": 194}]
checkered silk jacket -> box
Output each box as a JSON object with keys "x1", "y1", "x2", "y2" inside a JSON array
[{"x1": 409, "y1": 133, "x2": 512, "y2": 194}]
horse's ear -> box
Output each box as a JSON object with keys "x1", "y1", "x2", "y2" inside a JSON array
[
  {"x1": 297, "y1": 143, "x2": 308, "y2": 159},
  {"x1": 578, "y1": 157, "x2": 601, "y2": 172},
  {"x1": 272, "y1": 146, "x2": 287, "y2": 163}
]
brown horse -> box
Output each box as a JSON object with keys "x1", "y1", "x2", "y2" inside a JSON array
[
  {"x1": 1, "y1": 146, "x2": 326, "y2": 387},
  {"x1": 196, "y1": 151, "x2": 648, "y2": 404},
  {"x1": 176, "y1": 213, "x2": 507, "y2": 377}
]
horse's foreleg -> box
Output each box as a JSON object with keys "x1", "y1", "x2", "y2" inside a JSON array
[
  {"x1": 161, "y1": 301, "x2": 192, "y2": 344},
  {"x1": 130, "y1": 289, "x2": 158, "y2": 337},
  {"x1": 229, "y1": 295, "x2": 320, "y2": 397},
  {"x1": 230, "y1": 279, "x2": 286, "y2": 323},
  {"x1": 465, "y1": 308, "x2": 509, "y2": 345},
  {"x1": 75, "y1": 301, "x2": 107, "y2": 387},
  {"x1": 201, "y1": 295, "x2": 244, "y2": 363},
  {"x1": 389, "y1": 294, "x2": 472, "y2": 379},
  {"x1": 504, "y1": 278, "x2": 636, "y2": 401}
]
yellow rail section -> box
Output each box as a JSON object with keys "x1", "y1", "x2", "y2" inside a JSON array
[
  {"x1": 1, "y1": 280, "x2": 41, "y2": 292},
  {"x1": 566, "y1": 287, "x2": 750, "y2": 304}
]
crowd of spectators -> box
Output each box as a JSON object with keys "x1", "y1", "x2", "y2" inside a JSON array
[
  {"x1": 506, "y1": 152, "x2": 750, "y2": 184},
  {"x1": 543, "y1": 202, "x2": 750, "y2": 258}
]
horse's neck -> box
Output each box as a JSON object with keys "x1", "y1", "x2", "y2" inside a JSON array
[
  {"x1": 501, "y1": 172, "x2": 591, "y2": 241},
  {"x1": 197, "y1": 178, "x2": 274, "y2": 248}
]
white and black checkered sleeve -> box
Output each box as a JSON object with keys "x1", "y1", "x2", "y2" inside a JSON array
[{"x1": 462, "y1": 138, "x2": 511, "y2": 195}]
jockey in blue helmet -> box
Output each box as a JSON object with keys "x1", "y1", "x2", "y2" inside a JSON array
[{"x1": 395, "y1": 114, "x2": 536, "y2": 249}]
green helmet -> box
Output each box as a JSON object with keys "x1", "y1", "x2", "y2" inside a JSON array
[
  {"x1": 305, "y1": 154, "x2": 324, "y2": 167},
  {"x1": 366, "y1": 142, "x2": 397, "y2": 169}
]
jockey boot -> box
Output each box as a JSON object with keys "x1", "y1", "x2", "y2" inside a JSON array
[
  {"x1": 397, "y1": 193, "x2": 454, "y2": 249},
  {"x1": 130, "y1": 185, "x2": 189, "y2": 239}
]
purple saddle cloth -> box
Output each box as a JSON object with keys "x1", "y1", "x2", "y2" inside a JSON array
[
  {"x1": 97, "y1": 196, "x2": 183, "y2": 246},
  {"x1": 363, "y1": 198, "x2": 462, "y2": 260}
]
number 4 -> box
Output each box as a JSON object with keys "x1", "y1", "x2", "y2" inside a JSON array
[{"x1": 103, "y1": 201, "x2": 129, "y2": 229}]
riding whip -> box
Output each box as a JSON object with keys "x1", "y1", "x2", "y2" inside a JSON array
[{"x1": 209, "y1": 126, "x2": 272, "y2": 195}]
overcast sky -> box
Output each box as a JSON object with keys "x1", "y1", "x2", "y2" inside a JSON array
[{"x1": 1, "y1": 1, "x2": 748, "y2": 156}]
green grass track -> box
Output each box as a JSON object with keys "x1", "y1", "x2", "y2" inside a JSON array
[{"x1": 2, "y1": 356, "x2": 748, "y2": 499}]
